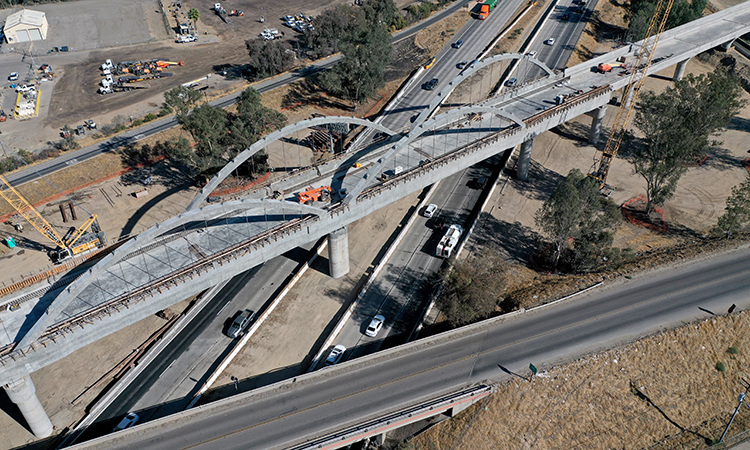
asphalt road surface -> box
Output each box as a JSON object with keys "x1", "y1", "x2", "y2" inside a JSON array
[
  {"x1": 328, "y1": 158, "x2": 500, "y2": 364},
  {"x1": 71, "y1": 248, "x2": 750, "y2": 450}
]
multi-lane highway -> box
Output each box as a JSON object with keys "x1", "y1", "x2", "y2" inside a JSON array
[{"x1": 71, "y1": 248, "x2": 750, "y2": 450}]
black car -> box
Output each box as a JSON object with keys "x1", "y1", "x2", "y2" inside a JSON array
[
  {"x1": 452, "y1": 40, "x2": 463, "y2": 49},
  {"x1": 472, "y1": 177, "x2": 488, "y2": 190},
  {"x1": 423, "y1": 78, "x2": 439, "y2": 90},
  {"x1": 432, "y1": 216, "x2": 446, "y2": 230}
]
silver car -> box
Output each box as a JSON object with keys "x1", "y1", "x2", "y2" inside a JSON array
[
  {"x1": 226, "y1": 309, "x2": 256, "y2": 338},
  {"x1": 325, "y1": 345, "x2": 346, "y2": 366},
  {"x1": 365, "y1": 315, "x2": 385, "y2": 337}
]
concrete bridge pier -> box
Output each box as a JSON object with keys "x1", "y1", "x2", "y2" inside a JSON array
[
  {"x1": 673, "y1": 58, "x2": 690, "y2": 81},
  {"x1": 721, "y1": 39, "x2": 735, "y2": 51},
  {"x1": 328, "y1": 226, "x2": 350, "y2": 279},
  {"x1": 588, "y1": 106, "x2": 607, "y2": 144},
  {"x1": 4, "y1": 375, "x2": 53, "y2": 438},
  {"x1": 517, "y1": 139, "x2": 534, "y2": 181}
]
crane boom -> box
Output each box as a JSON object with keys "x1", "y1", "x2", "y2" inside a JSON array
[
  {"x1": 0, "y1": 174, "x2": 67, "y2": 247},
  {"x1": 590, "y1": 0, "x2": 677, "y2": 186}
]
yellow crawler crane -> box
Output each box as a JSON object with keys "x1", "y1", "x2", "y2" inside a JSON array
[
  {"x1": 589, "y1": 0, "x2": 676, "y2": 187},
  {"x1": 0, "y1": 174, "x2": 106, "y2": 263}
]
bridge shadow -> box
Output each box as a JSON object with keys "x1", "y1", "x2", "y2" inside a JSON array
[{"x1": 506, "y1": 160, "x2": 566, "y2": 202}]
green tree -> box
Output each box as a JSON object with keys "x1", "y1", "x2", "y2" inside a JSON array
[
  {"x1": 362, "y1": 0, "x2": 404, "y2": 30},
  {"x1": 535, "y1": 169, "x2": 621, "y2": 272},
  {"x1": 436, "y1": 251, "x2": 507, "y2": 327},
  {"x1": 188, "y1": 7, "x2": 200, "y2": 31},
  {"x1": 163, "y1": 85, "x2": 203, "y2": 120},
  {"x1": 629, "y1": 67, "x2": 746, "y2": 213},
  {"x1": 304, "y1": 4, "x2": 368, "y2": 58},
  {"x1": 626, "y1": 0, "x2": 706, "y2": 41},
  {"x1": 166, "y1": 88, "x2": 286, "y2": 179},
  {"x1": 715, "y1": 175, "x2": 750, "y2": 237},
  {"x1": 246, "y1": 39, "x2": 295, "y2": 79},
  {"x1": 317, "y1": 23, "x2": 392, "y2": 103}
]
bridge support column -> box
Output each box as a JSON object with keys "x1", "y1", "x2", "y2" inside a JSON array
[
  {"x1": 673, "y1": 58, "x2": 689, "y2": 81},
  {"x1": 328, "y1": 226, "x2": 350, "y2": 279},
  {"x1": 4, "y1": 375, "x2": 53, "y2": 438},
  {"x1": 517, "y1": 139, "x2": 533, "y2": 181},
  {"x1": 373, "y1": 432, "x2": 386, "y2": 446},
  {"x1": 721, "y1": 39, "x2": 735, "y2": 51},
  {"x1": 588, "y1": 106, "x2": 607, "y2": 145}
]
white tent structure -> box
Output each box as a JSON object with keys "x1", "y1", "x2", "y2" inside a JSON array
[{"x1": 4, "y1": 9, "x2": 48, "y2": 43}]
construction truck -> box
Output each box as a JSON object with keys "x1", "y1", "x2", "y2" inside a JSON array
[
  {"x1": 214, "y1": 3, "x2": 231, "y2": 23},
  {"x1": 478, "y1": 0, "x2": 499, "y2": 19},
  {"x1": 99, "y1": 83, "x2": 149, "y2": 95},
  {"x1": 118, "y1": 73, "x2": 172, "y2": 83},
  {"x1": 0, "y1": 175, "x2": 107, "y2": 263},
  {"x1": 297, "y1": 186, "x2": 331, "y2": 204},
  {"x1": 436, "y1": 224, "x2": 463, "y2": 258}
]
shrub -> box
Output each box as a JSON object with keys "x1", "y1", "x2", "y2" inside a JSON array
[
  {"x1": 132, "y1": 119, "x2": 144, "y2": 127},
  {"x1": 716, "y1": 361, "x2": 727, "y2": 372},
  {"x1": 143, "y1": 113, "x2": 158, "y2": 122},
  {"x1": 728, "y1": 346, "x2": 739, "y2": 355}
]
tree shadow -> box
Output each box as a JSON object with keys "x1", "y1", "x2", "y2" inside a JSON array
[
  {"x1": 472, "y1": 214, "x2": 540, "y2": 263},
  {"x1": 728, "y1": 115, "x2": 750, "y2": 133},
  {"x1": 281, "y1": 78, "x2": 355, "y2": 111},
  {"x1": 703, "y1": 145, "x2": 746, "y2": 171}
]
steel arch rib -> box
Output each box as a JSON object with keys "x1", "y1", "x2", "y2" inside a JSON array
[
  {"x1": 16, "y1": 198, "x2": 325, "y2": 349},
  {"x1": 411, "y1": 52, "x2": 554, "y2": 129},
  {"x1": 345, "y1": 104, "x2": 524, "y2": 204},
  {"x1": 185, "y1": 116, "x2": 398, "y2": 212}
]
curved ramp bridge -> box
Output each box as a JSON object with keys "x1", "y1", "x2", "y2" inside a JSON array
[{"x1": 2, "y1": 3, "x2": 750, "y2": 439}]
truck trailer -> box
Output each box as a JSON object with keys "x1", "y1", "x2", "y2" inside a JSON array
[{"x1": 478, "y1": 0, "x2": 499, "y2": 19}]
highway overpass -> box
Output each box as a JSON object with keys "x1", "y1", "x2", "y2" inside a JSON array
[{"x1": 1, "y1": 1, "x2": 750, "y2": 439}]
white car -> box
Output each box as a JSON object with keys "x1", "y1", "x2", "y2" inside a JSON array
[
  {"x1": 544, "y1": 38, "x2": 556, "y2": 45},
  {"x1": 423, "y1": 204, "x2": 438, "y2": 218},
  {"x1": 8, "y1": 72, "x2": 18, "y2": 81},
  {"x1": 525, "y1": 50, "x2": 538, "y2": 58},
  {"x1": 113, "y1": 412, "x2": 139, "y2": 432},
  {"x1": 365, "y1": 314, "x2": 385, "y2": 337},
  {"x1": 325, "y1": 345, "x2": 346, "y2": 366}
]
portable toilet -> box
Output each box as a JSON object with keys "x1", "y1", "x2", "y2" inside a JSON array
[{"x1": 4, "y1": 236, "x2": 16, "y2": 248}]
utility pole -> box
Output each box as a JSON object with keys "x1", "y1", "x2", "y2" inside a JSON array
[{"x1": 720, "y1": 379, "x2": 750, "y2": 443}]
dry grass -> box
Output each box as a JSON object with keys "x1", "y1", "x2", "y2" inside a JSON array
[{"x1": 414, "y1": 311, "x2": 750, "y2": 450}]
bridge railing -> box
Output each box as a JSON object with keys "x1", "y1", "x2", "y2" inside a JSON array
[{"x1": 0, "y1": 213, "x2": 321, "y2": 365}]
